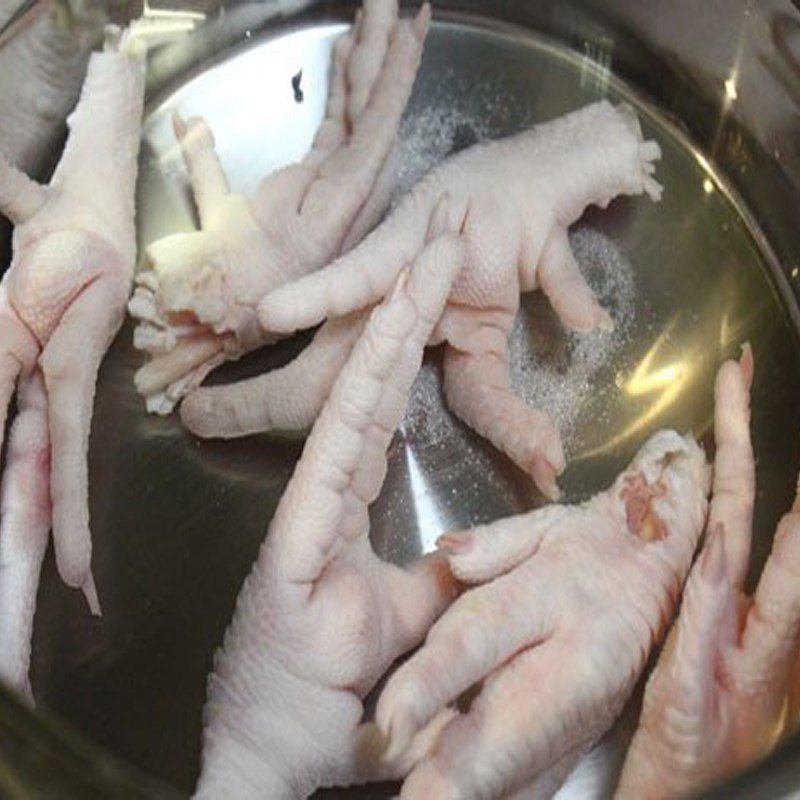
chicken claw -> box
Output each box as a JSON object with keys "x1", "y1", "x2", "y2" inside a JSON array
[
  {"x1": 616, "y1": 346, "x2": 800, "y2": 798},
  {"x1": 253, "y1": 100, "x2": 662, "y2": 497},
  {"x1": 195, "y1": 229, "x2": 465, "y2": 797},
  {"x1": 130, "y1": 0, "x2": 429, "y2": 415},
  {"x1": 0, "y1": 26, "x2": 145, "y2": 691},
  {"x1": 374, "y1": 428, "x2": 710, "y2": 799}
]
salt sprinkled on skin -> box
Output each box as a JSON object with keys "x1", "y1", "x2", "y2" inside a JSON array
[
  {"x1": 509, "y1": 225, "x2": 636, "y2": 453},
  {"x1": 401, "y1": 225, "x2": 636, "y2": 458}
]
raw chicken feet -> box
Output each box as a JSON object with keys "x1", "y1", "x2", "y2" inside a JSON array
[
  {"x1": 616, "y1": 347, "x2": 800, "y2": 798},
  {"x1": 375, "y1": 428, "x2": 710, "y2": 799},
  {"x1": 130, "y1": 0, "x2": 429, "y2": 414},
  {"x1": 195, "y1": 224, "x2": 465, "y2": 797},
  {"x1": 0, "y1": 25, "x2": 145, "y2": 692},
  {"x1": 232, "y1": 100, "x2": 662, "y2": 497}
]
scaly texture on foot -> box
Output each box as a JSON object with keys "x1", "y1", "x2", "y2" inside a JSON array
[
  {"x1": 616, "y1": 346, "x2": 800, "y2": 799},
  {"x1": 374, "y1": 427, "x2": 709, "y2": 800},
  {"x1": 246, "y1": 100, "x2": 662, "y2": 497},
  {"x1": 195, "y1": 227, "x2": 466, "y2": 798},
  {"x1": 129, "y1": 0, "x2": 429, "y2": 415},
  {"x1": 0, "y1": 25, "x2": 145, "y2": 693}
]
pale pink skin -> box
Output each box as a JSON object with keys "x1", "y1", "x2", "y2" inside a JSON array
[
  {"x1": 195, "y1": 225, "x2": 467, "y2": 798},
  {"x1": 616, "y1": 347, "x2": 800, "y2": 799},
  {"x1": 193, "y1": 100, "x2": 662, "y2": 499},
  {"x1": 373, "y1": 428, "x2": 710, "y2": 800},
  {"x1": 0, "y1": 27, "x2": 145, "y2": 694},
  {"x1": 129, "y1": 0, "x2": 429, "y2": 415}
]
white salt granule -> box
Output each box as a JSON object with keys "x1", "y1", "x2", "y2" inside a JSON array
[
  {"x1": 508, "y1": 225, "x2": 636, "y2": 451},
  {"x1": 394, "y1": 65, "x2": 524, "y2": 196}
]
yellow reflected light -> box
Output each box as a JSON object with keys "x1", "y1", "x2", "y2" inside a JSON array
[
  {"x1": 576, "y1": 324, "x2": 691, "y2": 460},
  {"x1": 130, "y1": 1, "x2": 206, "y2": 43},
  {"x1": 719, "y1": 311, "x2": 733, "y2": 347},
  {"x1": 626, "y1": 362, "x2": 685, "y2": 397}
]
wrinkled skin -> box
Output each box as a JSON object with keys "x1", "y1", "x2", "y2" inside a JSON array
[
  {"x1": 616, "y1": 347, "x2": 800, "y2": 799},
  {"x1": 129, "y1": 0, "x2": 429, "y2": 414},
  {"x1": 195, "y1": 217, "x2": 466, "y2": 798},
  {"x1": 373, "y1": 427, "x2": 712, "y2": 800},
  {"x1": 187, "y1": 100, "x2": 662, "y2": 499},
  {"x1": 0, "y1": 27, "x2": 145, "y2": 695}
]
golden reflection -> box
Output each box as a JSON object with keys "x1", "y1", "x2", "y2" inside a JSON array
[
  {"x1": 576, "y1": 323, "x2": 691, "y2": 461},
  {"x1": 719, "y1": 311, "x2": 733, "y2": 347},
  {"x1": 692, "y1": 149, "x2": 716, "y2": 178},
  {"x1": 626, "y1": 362, "x2": 685, "y2": 396},
  {"x1": 707, "y1": 2, "x2": 752, "y2": 158},
  {"x1": 573, "y1": 259, "x2": 771, "y2": 465},
  {"x1": 724, "y1": 74, "x2": 739, "y2": 102},
  {"x1": 130, "y1": 1, "x2": 206, "y2": 44}
]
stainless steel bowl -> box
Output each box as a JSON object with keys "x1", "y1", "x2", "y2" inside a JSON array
[{"x1": 2, "y1": 1, "x2": 800, "y2": 797}]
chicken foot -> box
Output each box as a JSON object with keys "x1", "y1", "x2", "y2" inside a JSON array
[
  {"x1": 0, "y1": 25, "x2": 145, "y2": 693},
  {"x1": 129, "y1": 0, "x2": 429, "y2": 415},
  {"x1": 616, "y1": 347, "x2": 800, "y2": 799},
  {"x1": 195, "y1": 221, "x2": 465, "y2": 797},
  {"x1": 193, "y1": 101, "x2": 661, "y2": 498},
  {"x1": 374, "y1": 425, "x2": 712, "y2": 798}
]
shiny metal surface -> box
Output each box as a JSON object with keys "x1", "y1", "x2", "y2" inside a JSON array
[{"x1": 2, "y1": 2, "x2": 800, "y2": 798}]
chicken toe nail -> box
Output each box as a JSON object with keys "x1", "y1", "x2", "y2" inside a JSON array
[
  {"x1": 414, "y1": 3, "x2": 432, "y2": 38},
  {"x1": 436, "y1": 530, "x2": 473, "y2": 554},
  {"x1": 390, "y1": 267, "x2": 411, "y2": 301},
  {"x1": 740, "y1": 341, "x2": 754, "y2": 389},
  {"x1": 699, "y1": 523, "x2": 728, "y2": 584},
  {"x1": 82, "y1": 573, "x2": 102, "y2": 617},
  {"x1": 597, "y1": 306, "x2": 615, "y2": 332},
  {"x1": 172, "y1": 110, "x2": 187, "y2": 138},
  {"x1": 531, "y1": 454, "x2": 561, "y2": 500},
  {"x1": 377, "y1": 688, "x2": 422, "y2": 763}
]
